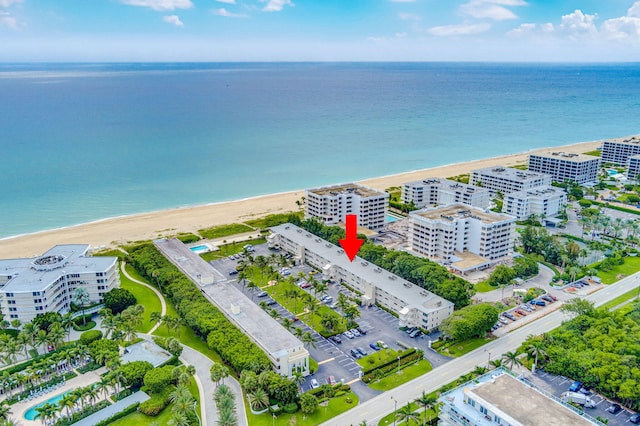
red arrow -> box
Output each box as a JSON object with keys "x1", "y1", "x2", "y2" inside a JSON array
[{"x1": 339, "y1": 214, "x2": 364, "y2": 262}]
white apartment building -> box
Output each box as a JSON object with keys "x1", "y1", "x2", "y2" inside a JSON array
[
  {"x1": 503, "y1": 186, "x2": 568, "y2": 220},
  {"x1": 469, "y1": 167, "x2": 552, "y2": 196},
  {"x1": 601, "y1": 135, "x2": 640, "y2": 165},
  {"x1": 154, "y1": 238, "x2": 309, "y2": 378},
  {"x1": 438, "y1": 368, "x2": 602, "y2": 426},
  {"x1": 402, "y1": 178, "x2": 491, "y2": 210},
  {"x1": 0, "y1": 245, "x2": 119, "y2": 324},
  {"x1": 268, "y1": 224, "x2": 454, "y2": 331},
  {"x1": 528, "y1": 152, "x2": 600, "y2": 185},
  {"x1": 627, "y1": 155, "x2": 640, "y2": 182},
  {"x1": 409, "y1": 204, "x2": 516, "y2": 273},
  {"x1": 305, "y1": 183, "x2": 389, "y2": 230}
]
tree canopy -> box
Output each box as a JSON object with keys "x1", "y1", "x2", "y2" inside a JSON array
[
  {"x1": 440, "y1": 303, "x2": 499, "y2": 341},
  {"x1": 103, "y1": 288, "x2": 137, "y2": 315}
]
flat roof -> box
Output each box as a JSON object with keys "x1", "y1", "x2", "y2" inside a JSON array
[
  {"x1": 603, "y1": 135, "x2": 640, "y2": 146},
  {"x1": 0, "y1": 245, "x2": 117, "y2": 293},
  {"x1": 531, "y1": 151, "x2": 601, "y2": 163},
  {"x1": 471, "y1": 166, "x2": 550, "y2": 181},
  {"x1": 403, "y1": 177, "x2": 489, "y2": 194},
  {"x1": 154, "y1": 239, "x2": 305, "y2": 357},
  {"x1": 411, "y1": 203, "x2": 515, "y2": 225},
  {"x1": 270, "y1": 224, "x2": 454, "y2": 313},
  {"x1": 307, "y1": 183, "x2": 386, "y2": 198},
  {"x1": 451, "y1": 252, "x2": 491, "y2": 271},
  {"x1": 506, "y1": 186, "x2": 567, "y2": 199}
]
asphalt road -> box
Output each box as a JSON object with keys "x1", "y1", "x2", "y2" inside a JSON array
[{"x1": 322, "y1": 272, "x2": 640, "y2": 426}]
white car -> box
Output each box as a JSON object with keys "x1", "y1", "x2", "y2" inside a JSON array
[
  {"x1": 310, "y1": 378, "x2": 319, "y2": 389},
  {"x1": 350, "y1": 329, "x2": 361, "y2": 337},
  {"x1": 343, "y1": 331, "x2": 354, "y2": 339}
]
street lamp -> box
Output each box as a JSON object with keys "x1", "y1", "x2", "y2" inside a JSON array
[
  {"x1": 272, "y1": 413, "x2": 276, "y2": 426},
  {"x1": 391, "y1": 396, "x2": 398, "y2": 426},
  {"x1": 192, "y1": 401, "x2": 201, "y2": 426},
  {"x1": 484, "y1": 349, "x2": 491, "y2": 366},
  {"x1": 397, "y1": 356, "x2": 401, "y2": 374}
]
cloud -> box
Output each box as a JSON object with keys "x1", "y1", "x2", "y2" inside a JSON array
[
  {"x1": 600, "y1": 2, "x2": 640, "y2": 41},
  {"x1": 0, "y1": 0, "x2": 22, "y2": 7},
  {"x1": 260, "y1": 0, "x2": 293, "y2": 12},
  {"x1": 212, "y1": 7, "x2": 248, "y2": 18},
  {"x1": 629, "y1": 1, "x2": 640, "y2": 18},
  {"x1": 460, "y1": 0, "x2": 526, "y2": 21},
  {"x1": 0, "y1": 10, "x2": 17, "y2": 29},
  {"x1": 119, "y1": 0, "x2": 192, "y2": 11},
  {"x1": 216, "y1": 0, "x2": 236, "y2": 3},
  {"x1": 163, "y1": 15, "x2": 183, "y2": 27},
  {"x1": 559, "y1": 9, "x2": 598, "y2": 37},
  {"x1": 398, "y1": 12, "x2": 420, "y2": 21},
  {"x1": 428, "y1": 22, "x2": 491, "y2": 36},
  {"x1": 507, "y1": 22, "x2": 553, "y2": 37}
]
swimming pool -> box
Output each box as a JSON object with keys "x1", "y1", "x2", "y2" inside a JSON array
[
  {"x1": 386, "y1": 214, "x2": 403, "y2": 223},
  {"x1": 24, "y1": 391, "x2": 69, "y2": 420},
  {"x1": 607, "y1": 169, "x2": 619, "y2": 176},
  {"x1": 189, "y1": 244, "x2": 209, "y2": 253}
]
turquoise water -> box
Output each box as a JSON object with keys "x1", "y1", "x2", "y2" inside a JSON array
[
  {"x1": 190, "y1": 245, "x2": 208, "y2": 252},
  {"x1": 607, "y1": 169, "x2": 619, "y2": 176},
  {"x1": 1, "y1": 63, "x2": 639, "y2": 238},
  {"x1": 24, "y1": 391, "x2": 68, "y2": 420},
  {"x1": 386, "y1": 215, "x2": 399, "y2": 223}
]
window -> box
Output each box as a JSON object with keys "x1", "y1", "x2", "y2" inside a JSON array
[
  {"x1": 32, "y1": 291, "x2": 41, "y2": 296},
  {"x1": 8, "y1": 307, "x2": 16, "y2": 312},
  {"x1": 6, "y1": 293, "x2": 13, "y2": 297},
  {"x1": 480, "y1": 406, "x2": 488, "y2": 415},
  {"x1": 7, "y1": 300, "x2": 16, "y2": 305},
  {"x1": 35, "y1": 306, "x2": 44, "y2": 311},
  {"x1": 9, "y1": 314, "x2": 18, "y2": 319}
]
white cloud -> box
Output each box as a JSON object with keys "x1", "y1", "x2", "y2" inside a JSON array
[
  {"x1": 460, "y1": 0, "x2": 526, "y2": 21},
  {"x1": 212, "y1": 8, "x2": 248, "y2": 18},
  {"x1": 600, "y1": 2, "x2": 640, "y2": 41},
  {"x1": 559, "y1": 9, "x2": 598, "y2": 37},
  {"x1": 629, "y1": 1, "x2": 640, "y2": 18},
  {"x1": 0, "y1": 10, "x2": 17, "y2": 29},
  {"x1": 507, "y1": 22, "x2": 554, "y2": 37},
  {"x1": 163, "y1": 15, "x2": 183, "y2": 27},
  {"x1": 260, "y1": 0, "x2": 293, "y2": 12},
  {"x1": 119, "y1": 0, "x2": 193, "y2": 11},
  {"x1": 428, "y1": 22, "x2": 491, "y2": 36},
  {"x1": 398, "y1": 12, "x2": 420, "y2": 21},
  {"x1": 216, "y1": 0, "x2": 236, "y2": 3},
  {"x1": 0, "y1": 0, "x2": 22, "y2": 7}
]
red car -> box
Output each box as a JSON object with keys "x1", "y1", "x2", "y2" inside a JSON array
[{"x1": 327, "y1": 376, "x2": 337, "y2": 386}]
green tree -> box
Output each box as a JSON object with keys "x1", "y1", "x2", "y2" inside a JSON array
[
  {"x1": 299, "y1": 392, "x2": 318, "y2": 414},
  {"x1": 210, "y1": 362, "x2": 230, "y2": 387},
  {"x1": 395, "y1": 402, "x2": 420, "y2": 425},
  {"x1": 501, "y1": 351, "x2": 522, "y2": 370},
  {"x1": 440, "y1": 303, "x2": 499, "y2": 341},
  {"x1": 246, "y1": 388, "x2": 269, "y2": 411},
  {"x1": 103, "y1": 288, "x2": 137, "y2": 315},
  {"x1": 561, "y1": 298, "x2": 595, "y2": 318},
  {"x1": 73, "y1": 287, "x2": 91, "y2": 325},
  {"x1": 414, "y1": 391, "x2": 438, "y2": 425}
]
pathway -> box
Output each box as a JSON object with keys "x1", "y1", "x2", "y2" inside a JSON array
[
  {"x1": 74, "y1": 391, "x2": 150, "y2": 426},
  {"x1": 121, "y1": 261, "x2": 166, "y2": 334}
]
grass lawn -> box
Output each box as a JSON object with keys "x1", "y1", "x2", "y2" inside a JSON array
[
  {"x1": 198, "y1": 223, "x2": 254, "y2": 240},
  {"x1": 245, "y1": 391, "x2": 359, "y2": 426},
  {"x1": 597, "y1": 256, "x2": 640, "y2": 284},
  {"x1": 357, "y1": 347, "x2": 401, "y2": 368},
  {"x1": 378, "y1": 401, "x2": 438, "y2": 426},
  {"x1": 602, "y1": 287, "x2": 640, "y2": 310},
  {"x1": 119, "y1": 269, "x2": 161, "y2": 333},
  {"x1": 368, "y1": 360, "x2": 433, "y2": 391},
  {"x1": 244, "y1": 211, "x2": 303, "y2": 230},
  {"x1": 200, "y1": 238, "x2": 267, "y2": 261},
  {"x1": 435, "y1": 337, "x2": 493, "y2": 357},
  {"x1": 474, "y1": 280, "x2": 496, "y2": 293}
]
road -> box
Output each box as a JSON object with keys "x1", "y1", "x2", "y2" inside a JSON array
[{"x1": 322, "y1": 272, "x2": 640, "y2": 426}]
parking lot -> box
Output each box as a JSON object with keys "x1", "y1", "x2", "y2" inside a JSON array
[{"x1": 527, "y1": 369, "x2": 639, "y2": 426}]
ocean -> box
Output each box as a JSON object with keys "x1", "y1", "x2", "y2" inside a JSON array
[{"x1": 1, "y1": 62, "x2": 639, "y2": 239}]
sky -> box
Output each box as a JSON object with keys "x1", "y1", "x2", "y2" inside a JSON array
[{"x1": 1, "y1": 0, "x2": 640, "y2": 61}]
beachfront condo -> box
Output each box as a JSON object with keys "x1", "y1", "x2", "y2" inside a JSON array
[
  {"x1": 408, "y1": 204, "x2": 516, "y2": 274},
  {"x1": 627, "y1": 155, "x2": 640, "y2": 182},
  {"x1": 503, "y1": 186, "x2": 568, "y2": 220},
  {"x1": 268, "y1": 224, "x2": 454, "y2": 331},
  {"x1": 401, "y1": 177, "x2": 491, "y2": 210},
  {"x1": 0, "y1": 245, "x2": 119, "y2": 324},
  {"x1": 601, "y1": 135, "x2": 640, "y2": 165},
  {"x1": 305, "y1": 183, "x2": 389, "y2": 230},
  {"x1": 528, "y1": 152, "x2": 600, "y2": 185},
  {"x1": 469, "y1": 167, "x2": 552, "y2": 196}
]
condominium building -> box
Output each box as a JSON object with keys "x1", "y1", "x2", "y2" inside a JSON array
[
  {"x1": 268, "y1": 224, "x2": 454, "y2": 331},
  {"x1": 469, "y1": 167, "x2": 552, "y2": 196},
  {"x1": 528, "y1": 152, "x2": 600, "y2": 185},
  {"x1": 438, "y1": 368, "x2": 603, "y2": 426},
  {"x1": 601, "y1": 135, "x2": 640, "y2": 165},
  {"x1": 305, "y1": 183, "x2": 389, "y2": 230},
  {"x1": 154, "y1": 238, "x2": 309, "y2": 378},
  {"x1": 409, "y1": 204, "x2": 516, "y2": 273},
  {"x1": 503, "y1": 186, "x2": 568, "y2": 220},
  {"x1": 0, "y1": 245, "x2": 119, "y2": 324},
  {"x1": 402, "y1": 178, "x2": 491, "y2": 210},
  {"x1": 627, "y1": 155, "x2": 640, "y2": 182}
]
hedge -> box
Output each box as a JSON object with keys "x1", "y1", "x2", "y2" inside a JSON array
[
  {"x1": 362, "y1": 348, "x2": 417, "y2": 374},
  {"x1": 54, "y1": 400, "x2": 110, "y2": 426},
  {"x1": 144, "y1": 365, "x2": 174, "y2": 394},
  {"x1": 79, "y1": 330, "x2": 103, "y2": 346},
  {"x1": 139, "y1": 387, "x2": 172, "y2": 416},
  {"x1": 94, "y1": 402, "x2": 140, "y2": 426},
  {"x1": 362, "y1": 351, "x2": 423, "y2": 383}
]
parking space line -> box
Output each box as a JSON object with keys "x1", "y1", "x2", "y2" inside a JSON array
[
  {"x1": 317, "y1": 357, "x2": 335, "y2": 365},
  {"x1": 348, "y1": 365, "x2": 361, "y2": 371}
]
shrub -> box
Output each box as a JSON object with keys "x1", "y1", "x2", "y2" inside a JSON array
[
  {"x1": 94, "y1": 402, "x2": 140, "y2": 426},
  {"x1": 144, "y1": 366, "x2": 174, "y2": 394},
  {"x1": 120, "y1": 360, "x2": 153, "y2": 389},
  {"x1": 72, "y1": 321, "x2": 96, "y2": 331},
  {"x1": 334, "y1": 390, "x2": 346, "y2": 397},
  {"x1": 73, "y1": 314, "x2": 93, "y2": 326},
  {"x1": 112, "y1": 388, "x2": 133, "y2": 401},
  {"x1": 79, "y1": 330, "x2": 103, "y2": 346},
  {"x1": 138, "y1": 389, "x2": 171, "y2": 416},
  {"x1": 103, "y1": 288, "x2": 137, "y2": 315},
  {"x1": 283, "y1": 402, "x2": 298, "y2": 414}
]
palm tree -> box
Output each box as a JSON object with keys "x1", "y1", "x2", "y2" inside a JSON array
[
  {"x1": 473, "y1": 365, "x2": 489, "y2": 376},
  {"x1": 0, "y1": 400, "x2": 12, "y2": 422},
  {"x1": 320, "y1": 314, "x2": 340, "y2": 332},
  {"x1": 526, "y1": 341, "x2": 547, "y2": 373},
  {"x1": 395, "y1": 402, "x2": 420, "y2": 425},
  {"x1": 414, "y1": 391, "x2": 438, "y2": 425},
  {"x1": 34, "y1": 329, "x2": 48, "y2": 355},
  {"x1": 301, "y1": 331, "x2": 317, "y2": 349},
  {"x1": 280, "y1": 317, "x2": 293, "y2": 331},
  {"x1": 292, "y1": 370, "x2": 306, "y2": 392},
  {"x1": 167, "y1": 411, "x2": 190, "y2": 426},
  {"x1": 214, "y1": 384, "x2": 235, "y2": 405},
  {"x1": 73, "y1": 287, "x2": 90, "y2": 325},
  {"x1": 306, "y1": 300, "x2": 319, "y2": 326},
  {"x1": 246, "y1": 388, "x2": 269, "y2": 411},
  {"x1": 17, "y1": 332, "x2": 30, "y2": 360},
  {"x1": 501, "y1": 351, "x2": 522, "y2": 370},
  {"x1": 34, "y1": 402, "x2": 57, "y2": 425},
  {"x1": 150, "y1": 311, "x2": 162, "y2": 327},
  {"x1": 293, "y1": 327, "x2": 304, "y2": 339},
  {"x1": 217, "y1": 407, "x2": 238, "y2": 426},
  {"x1": 58, "y1": 393, "x2": 76, "y2": 419},
  {"x1": 97, "y1": 376, "x2": 111, "y2": 400},
  {"x1": 86, "y1": 384, "x2": 99, "y2": 407},
  {"x1": 489, "y1": 359, "x2": 503, "y2": 369},
  {"x1": 101, "y1": 312, "x2": 117, "y2": 340},
  {"x1": 60, "y1": 312, "x2": 74, "y2": 342},
  {"x1": 336, "y1": 293, "x2": 350, "y2": 313},
  {"x1": 47, "y1": 323, "x2": 65, "y2": 351},
  {"x1": 210, "y1": 363, "x2": 230, "y2": 387}
]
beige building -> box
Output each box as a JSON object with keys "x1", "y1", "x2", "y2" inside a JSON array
[
  {"x1": 402, "y1": 178, "x2": 491, "y2": 209},
  {"x1": 409, "y1": 204, "x2": 516, "y2": 273},
  {"x1": 528, "y1": 152, "x2": 600, "y2": 184},
  {"x1": 601, "y1": 135, "x2": 640, "y2": 165},
  {"x1": 503, "y1": 186, "x2": 568, "y2": 220},
  {"x1": 305, "y1": 183, "x2": 389, "y2": 230},
  {"x1": 268, "y1": 224, "x2": 454, "y2": 331},
  {"x1": 470, "y1": 167, "x2": 552, "y2": 196}
]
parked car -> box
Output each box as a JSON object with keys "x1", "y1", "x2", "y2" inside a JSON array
[
  {"x1": 515, "y1": 309, "x2": 527, "y2": 316},
  {"x1": 356, "y1": 327, "x2": 367, "y2": 335},
  {"x1": 356, "y1": 347, "x2": 367, "y2": 356},
  {"x1": 344, "y1": 331, "x2": 354, "y2": 339},
  {"x1": 350, "y1": 329, "x2": 361, "y2": 337},
  {"x1": 301, "y1": 282, "x2": 312, "y2": 288},
  {"x1": 377, "y1": 340, "x2": 388, "y2": 349},
  {"x1": 503, "y1": 313, "x2": 516, "y2": 321},
  {"x1": 369, "y1": 342, "x2": 380, "y2": 351},
  {"x1": 405, "y1": 327, "x2": 417, "y2": 335},
  {"x1": 350, "y1": 349, "x2": 362, "y2": 359},
  {"x1": 323, "y1": 296, "x2": 333, "y2": 304},
  {"x1": 608, "y1": 403, "x2": 622, "y2": 414},
  {"x1": 541, "y1": 295, "x2": 554, "y2": 303},
  {"x1": 309, "y1": 270, "x2": 319, "y2": 275},
  {"x1": 547, "y1": 294, "x2": 558, "y2": 301},
  {"x1": 499, "y1": 317, "x2": 509, "y2": 325},
  {"x1": 330, "y1": 335, "x2": 342, "y2": 344},
  {"x1": 569, "y1": 381, "x2": 583, "y2": 392},
  {"x1": 310, "y1": 378, "x2": 319, "y2": 389},
  {"x1": 530, "y1": 299, "x2": 546, "y2": 306},
  {"x1": 629, "y1": 413, "x2": 640, "y2": 424},
  {"x1": 265, "y1": 299, "x2": 276, "y2": 306},
  {"x1": 409, "y1": 329, "x2": 422, "y2": 338},
  {"x1": 579, "y1": 387, "x2": 592, "y2": 395},
  {"x1": 327, "y1": 376, "x2": 337, "y2": 386},
  {"x1": 257, "y1": 291, "x2": 268, "y2": 297}
]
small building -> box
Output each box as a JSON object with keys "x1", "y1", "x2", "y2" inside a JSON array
[
  {"x1": 0, "y1": 245, "x2": 119, "y2": 324},
  {"x1": 438, "y1": 368, "x2": 605, "y2": 426},
  {"x1": 503, "y1": 186, "x2": 568, "y2": 220},
  {"x1": 601, "y1": 135, "x2": 640, "y2": 165},
  {"x1": 528, "y1": 152, "x2": 600, "y2": 185},
  {"x1": 469, "y1": 167, "x2": 552, "y2": 196},
  {"x1": 402, "y1": 178, "x2": 491, "y2": 210},
  {"x1": 305, "y1": 183, "x2": 389, "y2": 230}
]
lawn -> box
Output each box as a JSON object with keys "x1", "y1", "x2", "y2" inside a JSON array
[
  {"x1": 378, "y1": 401, "x2": 438, "y2": 426},
  {"x1": 119, "y1": 268, "x2": 161, "y2": 333},
  {"x1": 244, "y1": 211, "x2": 303, "y2": 230},
  {"x1": 434, "y1": 337, "x2": 493, "y2": 357},
  {"x1": 368, "y1": 360, "x2": 433, "y2": 391},
  {"x1": 474, "y1": 280, "x2": 496, "y2": 293},
  {"x1": 245, "y1": 391, "x2": 359, "y2": 426},
  {"x1": 602, "y1": 287, "x2": 640, "y2": 310},
  {"x1": 357, "y1": 347, "x2": 401, "y2": 368},
  {"x1": 200, "y1": 238, "x2": 267, "y2": 261},
  {"x1": 198, "y1": 223, "x2": 254, "y2": 240},
  {"x1": 597, "y1": 256, "x2": 640, "y2": 284}
]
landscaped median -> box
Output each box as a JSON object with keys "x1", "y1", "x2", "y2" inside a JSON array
[
  {"x1": 357, "y1": 347, "x2": 432, "y2": 391},
  {"x1": 432, "y1": 337, "x2": 493, "y2": 357}
]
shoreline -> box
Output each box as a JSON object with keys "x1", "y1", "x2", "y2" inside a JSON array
[{"x1": 0, "y1": 139, "x2": 602, "y2": 259}]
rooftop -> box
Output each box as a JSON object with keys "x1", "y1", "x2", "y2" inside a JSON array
[
  {"x1": 154, "y1": 238, "x2": 305, "y2": 357},
  {"x1": 603, "y1": 135, "x2": 640, "y2": 146},
  {"x1": 411, "y1": 203, "x2": 515, "y2": 225},
  {"x1": 450, "y1": 251, "x2": 491, "y2": 272},
  {"x1": 471, "y1": 166, "x2": 550, "y2": 181},
  {"x1": 270, "y1": 224, "x2": 454, "y2": 313},
  {"x1": 531, "y1": 151, "x2": 601, "y2": 163},
  {"x1": 0, "y1": 245, "x2": 117, "y2": 293},
  {"x1": 307, "y1": 183, "x2": 386, "y2": 198},
  {"x1": 440, "y1": 368, "x2": 602, "y2": 426},
  {"x1": 404, "y1": 177, "x2": 487, "y2": 193},
  {"x1": 506, "y1": 186, "x2": 567, "y2": 199}
]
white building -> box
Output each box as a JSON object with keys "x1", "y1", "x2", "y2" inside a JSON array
[
  {"x1": 469, "y1": 167, "x2": 552, "y2": 196},
  {"x1": 601, "y1": 135, "x2": 640, "y2": 165},
  {"x1": 627, "y1": 155, "x2": 640, "y2": 182},
  {"x1": 305, "y1": 183, "x2": 389, "y2": 230},
  {"x1": 0, "y1": 245, "x2": 119, "y2": 324},
  {"x1": 528, "y1": 152, "x2": 600, "y2": 185},
  {"x1": 409, "y1": 204, "x2": 516, "y2": 274},
  {"x1": 503, "y1": 186, "x2": 568, "y2": 220},
  {"x1": 438, "y1": 368, "x2": 603, "y2": 426},
  {"x1": 402, "y1": 178, "x2": 491, "y2": 210},
  {"x1": 268, "y1": 224, "x2": 454, "y2": 331},
  {"x1": 154, "y1": 238, "x2": 309, "y2": 378}
]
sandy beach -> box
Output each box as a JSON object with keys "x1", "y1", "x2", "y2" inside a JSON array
[{"x1": 0, "y1": 140, "x2": 601, "y2": 259}]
